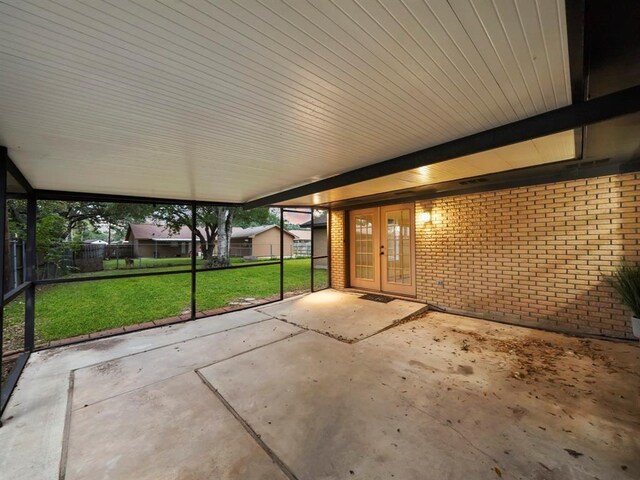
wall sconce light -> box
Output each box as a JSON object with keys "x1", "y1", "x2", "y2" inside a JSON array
[{"x1": 419, "y1": 211, "x2": 431, "y2": 224}]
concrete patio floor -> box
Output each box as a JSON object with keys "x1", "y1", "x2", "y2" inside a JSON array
[
  {"x1": 258, "y1": 289, "x2": 426, "y2": 341},
  {"x1": 1, "y1": 290, "x2": 638, "y2": 479}
]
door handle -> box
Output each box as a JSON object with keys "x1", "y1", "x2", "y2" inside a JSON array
[{"x1": 380, "y1": 245, "x2": 385, "y2": 255}]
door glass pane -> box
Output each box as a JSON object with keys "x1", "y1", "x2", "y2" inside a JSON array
[
  {"x1": 386, "y1": 209, "x2": 411, "y2": 284},
  {"x1": 354, "y1": 214, "x2": 374, "y2": 280}
]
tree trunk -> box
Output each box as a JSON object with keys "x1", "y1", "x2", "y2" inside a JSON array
[
  {"x1": 205, "y1": 225, "x2": 215, "y2": 259},
  {"x1": 193, "y1": 230, "x2": 206, "y2": 260},
  {"x1": 214, "y1": 208, "x2": 231, "y2": 268},
  {"x1": 224, "y1": 210, "x2": 233, "y2": 259}
]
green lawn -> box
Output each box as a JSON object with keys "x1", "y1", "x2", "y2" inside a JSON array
[
  {"x1": 103, "y1": 256, "x2": 196, "y2": 270},
  {"x1": 101, "y1": 255, "x2": 282, "y2": 270},
  {"x1": 68, "y1": 256, "x2": 281, "y2": 278},
  {"x1": 3, "y1": 259, "x2": 327, "y2": 345}
]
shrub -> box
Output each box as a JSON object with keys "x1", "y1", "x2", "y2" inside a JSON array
[{"x1": 610, "y1": 264, "x2": 640, "y2": 318}]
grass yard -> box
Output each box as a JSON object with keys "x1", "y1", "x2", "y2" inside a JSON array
[
  {"x1": 103, "y1": 256, "x2": 195, "y2": 270},
  {"x1": 68, "y1": 256, "x2": 280, "y2": 279},
  {"x1": 3, "y1": 259, "x2": 327, "y2": 346},
  {"x1": 101, "y1": 255, "x2": 279, "y2": 270}
]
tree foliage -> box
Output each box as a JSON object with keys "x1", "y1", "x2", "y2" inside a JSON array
[
  {"x1": 151, "y1": 206, "x2": 278, "y2": 268},
  {"x1": 7, "y1": 200, "x2": 152, "y2": 276},
  {"x1": 7, "y1": 199, "x2": 278, "y2": 273}
]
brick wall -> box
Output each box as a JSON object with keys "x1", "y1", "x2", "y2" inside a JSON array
[
  {"x1": 330, "y1": 210, "x2": 346, "y2": 289},
  {"x1": 415, "y1": 173, "x2": 640, "y2": 338}
]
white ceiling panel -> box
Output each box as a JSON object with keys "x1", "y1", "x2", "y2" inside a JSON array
[
  {"x1": 0, "y1": 0, "x2": 572, "y2": 202},
  {"x1": 280, "y1": 130, "x2": 576, "y2": 205}
]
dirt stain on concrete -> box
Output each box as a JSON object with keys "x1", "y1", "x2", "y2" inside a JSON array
[
  {"x1": 41, "y1": 337, "x2": 127, "y2": 360},
  {"x1": 409, "y1": 359, "x2": 429, "y2": 370},
  {"x1": 508, "y1": 406, "x2": 528, "y2": 420},
  {"x1": 73, "y1": 337, "x2": 125, "y2": 352},
  {"x1": 94, "y1": 360, "x2": 122, "y2": 376}
]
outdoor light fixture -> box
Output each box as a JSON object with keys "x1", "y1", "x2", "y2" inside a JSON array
[{"x1": 419, "y1": 211, "x2": 431, "y2": 224}]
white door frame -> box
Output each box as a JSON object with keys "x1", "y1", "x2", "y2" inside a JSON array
[{"x1": 348, "y1": 204, "x2": 416, "y2": 297}]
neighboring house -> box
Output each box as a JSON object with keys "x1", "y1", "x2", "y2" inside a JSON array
[
  {"x1": 230, "y1": 225, "x2": 295, "y2": 259},
  {"x1": 300, "y1": 213, "x2": 328, "y2": 267},
  {"x1": 289, "y1": 229, "x2": 311, "y2": 257},
  {"x1": 125, "y1": 224, "x2": 197, "y2": 258}
]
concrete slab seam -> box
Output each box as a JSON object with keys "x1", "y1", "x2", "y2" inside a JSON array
[
  {"x1": 268, "y1": 306, "x2": 430, "y2": 344},
  {"x1": 193, "y1": 329, "x2": 307, "y2": 372},
  {"x1": 355, "y1": 306, "x2": 431, "y2": 343},
  {"x1": 255, "y1": 292, "x2": 311, "y2": 313},
  {"x1": 58, "y1": 371, "x2": 75, "y2": 480},
  {"x1": 393, "y1": 384, "x2": 500, "y2": 467},
  {"x1": 195, "y1": 370, "x2": 299, "y2": 480},
  {"x1": 71, "y1": 330, "x2": 306, "y2": 411},
  {"x1": 68, "y1": 316, "x2": 277, "y2": 374}
]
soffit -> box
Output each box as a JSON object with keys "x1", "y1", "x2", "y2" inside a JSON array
[
  {"x1": 0, "y1": 0, "x2": 571, "y2": 202},
  {"x1": 279, "y1": 130, "x2": 576, "y2": 206}
]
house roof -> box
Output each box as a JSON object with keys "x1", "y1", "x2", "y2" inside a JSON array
[
  {"x1": 289, "y1": 230, "x2": 311, "y2": 241},
  {"x1": 300, "y1": 213, "x2": 327, "y2": 229},
  {"x1": 231, "y1": 225, "x2": 295, "y2": 240},
  {"x1": 127, "y1": 224, "x2": 196, "y2": 241}
]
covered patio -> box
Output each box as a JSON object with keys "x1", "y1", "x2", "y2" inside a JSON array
[
  {"x1": 2, "y1": 290, "x2": 638, "y2": 479},
  {"x1": 1, "y1": 1, "x2": 640, "y2": 479}
]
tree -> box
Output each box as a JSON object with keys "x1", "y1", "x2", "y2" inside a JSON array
[
  {"x1": 100, "y1": 203, "x2": 154, "y2": 244},
  {"x1": 8, "y1": 200, "x2": 84, "y2": 276},
  {"x1": 151, "y1": 206, "x2": 278, "y2": 268},
  {"x1": 7, "y1": 200, "x2": 153, "y2": 277},
  {"x1": 151, "y1": 205, "x2": 214, "y2": 260},
  {"x1": 212, "y1": 207, "x2": 279, "y2": 267}
]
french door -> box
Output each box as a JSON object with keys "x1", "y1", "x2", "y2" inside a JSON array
[{"x1": 349, "y1": 204, "x2": 415, "y2": 296}]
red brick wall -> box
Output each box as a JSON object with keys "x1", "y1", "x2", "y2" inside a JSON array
[{"x1": 415, "y1": 173, "x2": 640, "y2": 338}]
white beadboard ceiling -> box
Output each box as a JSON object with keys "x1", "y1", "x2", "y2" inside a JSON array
[
  {"x1": 0, "y1": 0, "x2": 572, "y2": 203},
  {"x1": 280, "y1": 129, "x2": 576, "y2": 205}
]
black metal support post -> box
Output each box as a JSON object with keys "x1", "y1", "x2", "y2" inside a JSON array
[
  {"x1": 327, "y1": 208, "x2": 331, "y2": 289},
  {"x1": 191, "y1": 202, "x2": 197, "y2": 320},
  {"x1": 24, "y1": 192, "x2": 36, "y2": 350},
  {"x1": 1, "y1": 351, "x2": 28, "y2": 419},
  {"x1": 0, "y1": 154, "x2": 6, "y2": 369},
  {"x1": 0, "y1": 153, "x2": 9, "y2": 421},
  {"x1": 310, "y1": 210, "x2": 314, "y2": 292},
  {"x1": 280, "y1": 208, "x2": 284, "y2": 301}
]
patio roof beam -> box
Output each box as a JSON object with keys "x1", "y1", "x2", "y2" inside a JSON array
[
  {"x1": 565, "y1": 0, "x2": 586, "y2": 158},
  {"x1": 35, "y1": 189, "x2": 242, "y2": 207},
  {"x1": 566, "y1": 0, "x2": 586, "y2": 104},
  {"x1": 1, "y1": 147, "x2": 33, "y2": 194},
  {"x1": 325, "y1": 157, "x2": 640, "y2": 210},
  {"x1": 245, "y1": 84, "x2": 640, "y2": 208}
]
